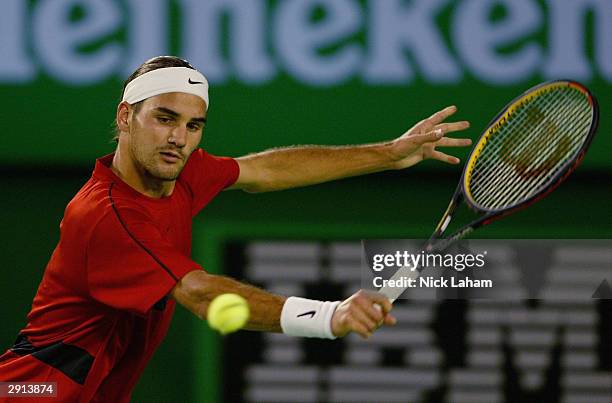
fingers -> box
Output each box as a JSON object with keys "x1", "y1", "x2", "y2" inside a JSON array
[
  {"x1": 350, "y1": 307, "x2": 381, "y2": 339},
  {"x1": 426, "y1": 105, "x2": 458, "y2": 127},
  {"x1": 352, "y1": 322, "x2": 376, "y2": 339},
  {"x1": 435, "y1": 121, "x2": 470, "y2": 135},
  {"x1": 409, "y1": 128, "x2": 446, "y2": 145},
  {"x1": 332, "y1": 290, "x2": 397, "y2": 340},
  {"x1": 409, "y1": 120, "x2": 471, "y2": 147},
  {"x1": 335, "y1": 308, "x2": 377, "y2": 339},
  {"x1": 436, "y1": 136, "x2": 472, "y2": 147},
  {"x1": 358, "y1": 299, "x2": 385, "y2": 324},
  {"x1": 430, "y1": 150, "x2": 461, "y2": 164},
  {"x1": 368, "y1": 292, "x2": 392, "y2": 314},
  {"x1": 374, "y1": 304, "x2": 398, "y2": 326},
  {"x1": 384, "y1": 314, "x2": 397, "y2": 326}
]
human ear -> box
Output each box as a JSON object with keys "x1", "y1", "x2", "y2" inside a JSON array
[{"x1": 116, "y1": 102, "x2": 132, "y2": 133}]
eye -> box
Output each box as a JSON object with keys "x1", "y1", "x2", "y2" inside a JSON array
[
  {"x1": 157, "y1": 116, "x2": 173, "y2": 124},
  {"x1": 187, "y1": 123, "x2": 203, "y2": 132}
]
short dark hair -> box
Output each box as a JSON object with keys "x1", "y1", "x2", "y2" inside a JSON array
[{"x1": 112, "y1": 56, "x2": 196, "y2": 143}]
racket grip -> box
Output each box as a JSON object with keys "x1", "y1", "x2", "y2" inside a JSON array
[{"x1": 378, "y1": 265, "x2": 420, "y2": 302}]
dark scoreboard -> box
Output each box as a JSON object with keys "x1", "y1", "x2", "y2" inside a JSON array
[{"x1": 222, "y1": 241, "x2": 612, "y2": 403}]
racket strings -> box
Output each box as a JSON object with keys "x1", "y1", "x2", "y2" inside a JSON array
[
  {"x1": 469, "y1": 91, "x2": 558, "y2": 182},
  {"x1": 487, "y1": 92, "x2": 589, "y2": 187},
  {"x1": 473, "y1": 87, "x2": 585, "y2": 173},
  {"x1": 472, "y1": 96, "x2": 589, "y2": 207},
  {"x1": 466, "y1": 85, "x2": 592, "y2": 211},
  {"x1": 470, "y1": 88, "x2": 582, "y2": 182},
  {"x1": 471, "y1": 91, "x2": 590, "y2": 209},
  {"x1": 469, "y1": 92, "x2": 566, "y2": 193},
  {"x1": 472, "y1": 98, "x2": 589, "y2": 209},
  {"x1": 481, "y1": 107, "x2": 589, "y2": 209}
]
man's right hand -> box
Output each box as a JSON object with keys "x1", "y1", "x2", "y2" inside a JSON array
[{"x1": 331, "y1": 290, "x2": 396, "y2": 339}]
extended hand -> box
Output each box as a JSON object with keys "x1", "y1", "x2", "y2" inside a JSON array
[
  {"x1": 389, "y1": 105, "x2": 472, "y2": 169},
  {"x1": 331, "y1": 290, "x2": 396, "y2": 339}
]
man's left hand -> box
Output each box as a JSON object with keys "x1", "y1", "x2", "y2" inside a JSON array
[{"x1": 389, "y1": 105, "x2": 472, "y2": 169}]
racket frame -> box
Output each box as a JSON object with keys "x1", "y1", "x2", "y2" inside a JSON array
[
  {"x1": 380, "y1": 80, "x2": 599, "y2": 302},
  {"x1": 429, "y1": 79, "x2": 599, "y2": 247}
]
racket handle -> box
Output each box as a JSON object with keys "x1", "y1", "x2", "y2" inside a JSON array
[
  {"x1": 376, "y1": 227, "x2": 473, "y2": 302},
  {"x1": 377, "y1": 265, "x2": 420, "y2": 302}
]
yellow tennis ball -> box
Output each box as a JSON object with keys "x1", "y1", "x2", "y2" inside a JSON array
[{"x1": 207, "y1": 293, "x2": 250, "y2": 335}]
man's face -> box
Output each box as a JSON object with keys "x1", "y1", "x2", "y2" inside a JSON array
[{"x1": 126, "y1": 92, "x2": 207, "y2": 181}]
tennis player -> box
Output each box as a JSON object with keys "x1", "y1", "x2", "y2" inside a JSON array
[{"x1": 0, "y1": 56, "x2": 470, "y2": 402}]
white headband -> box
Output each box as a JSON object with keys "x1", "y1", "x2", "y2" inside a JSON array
[{"x1": 122, "y1": 67, "x2": 209, "y2": 108}]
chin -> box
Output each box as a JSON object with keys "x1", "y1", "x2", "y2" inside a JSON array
[
  {"x1": 145, "y1": 165, "x2": 182, "y2": 182},
  {"x1": 158, "y1": 174, "x2": 180, "y2": 181},
  {"x1": 157, "y1": 170, "x2": 181, "y2": 181}
]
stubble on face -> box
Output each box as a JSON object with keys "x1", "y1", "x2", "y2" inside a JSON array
[
  {"x1": 127, "y1": 120, "x2": 186, "y2": 182},
  {"x1": 130, "y1": 131, "x2": 186, "y2": 182},
  {"x1": 125, "y1": 94, "x2": 205, "y2": 184}
]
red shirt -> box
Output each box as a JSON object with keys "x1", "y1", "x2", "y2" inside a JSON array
[{"x1": 0, "y1": 149, "x2": 239, "y2": 402}]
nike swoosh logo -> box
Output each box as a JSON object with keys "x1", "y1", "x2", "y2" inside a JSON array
[
  {"x1": 188, "y1": 78, "x2": 204, "y2": 84},
  {"x1": 297, "y1": 310, "x2": 316, "y2": 318}
]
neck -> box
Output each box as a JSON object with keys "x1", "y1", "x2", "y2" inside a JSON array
[{"x1": 111, "y1": 146, "x2": 175, "y2": 198}]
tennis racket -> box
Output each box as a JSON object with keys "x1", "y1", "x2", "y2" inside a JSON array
[{"x1": 379, "y1": 79, "x2": 599, "y2": 302}]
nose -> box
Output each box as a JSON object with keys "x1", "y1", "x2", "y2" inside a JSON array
[{"x1": 168, "y1": 126, "x2": 187, "y2": 147}]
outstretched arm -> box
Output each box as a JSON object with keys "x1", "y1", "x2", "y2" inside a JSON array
[
  {"x1": 229, "y1": 105, "x2": 471, "y2": 193},
  {"x1": 171, "y1": 270, "x2": 395, "y2": 339},
  {"x1": 172, "y1": 270, "x2": 286, "y2": 332}
]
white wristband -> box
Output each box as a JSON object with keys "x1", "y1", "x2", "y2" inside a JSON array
[{"x1": 280, "y1": 297, "x2": 341, "y2": 339}]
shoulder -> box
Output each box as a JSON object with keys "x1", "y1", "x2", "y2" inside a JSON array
[
  {"x1": 181, "y1": 148, "x2": 210, "y2": 174},
  {"x1": 179, "y1": 148, "x2": 239, "y2": 186},
  {"x1": 63, "y1": 178, "x2": 112, "y2": 226},
  {"x1": 183, "y1": 148, "x2": 238, "y2": 171},
  {"x1": 63, "y1": 178, "x2": 154, "y2": 236}
]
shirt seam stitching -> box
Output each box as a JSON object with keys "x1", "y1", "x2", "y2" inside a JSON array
[{"x1": 108, "y1": 182, "x2": 179, "y2": 282}]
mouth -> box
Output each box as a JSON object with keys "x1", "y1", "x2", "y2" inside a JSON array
[{"x1": 159, "y1": 151, "x2": 182, "y2": 163}]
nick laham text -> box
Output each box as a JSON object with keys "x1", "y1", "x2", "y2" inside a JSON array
[{"x1": 374, "y1": 276, "x2": 493, "y2": 289}]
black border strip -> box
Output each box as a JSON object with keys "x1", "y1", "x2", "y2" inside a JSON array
[
  {"x1": 108, "y1": 183, "x2": 179, "y2": 282},
  {"x1": 11, "y1": 334, "x2": 94, "y2": 385}
]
